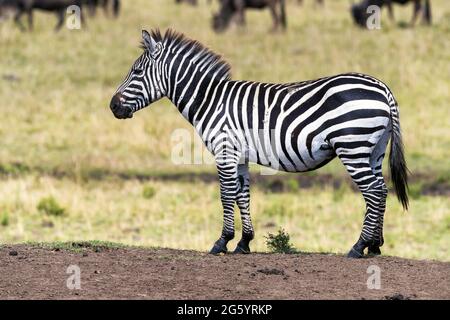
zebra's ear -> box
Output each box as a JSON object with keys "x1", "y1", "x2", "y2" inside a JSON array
[{"x1": 142, "y1": 30, "x2": 162, "y2": 59}]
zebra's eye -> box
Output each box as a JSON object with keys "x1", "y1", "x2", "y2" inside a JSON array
[{"x1": 134, "y1": 68, "x2": 144, "y2": 74}]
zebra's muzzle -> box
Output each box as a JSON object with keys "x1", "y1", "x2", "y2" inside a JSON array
[{"x1": 110, "y1": 93, "x2": 133, "y2": 119}]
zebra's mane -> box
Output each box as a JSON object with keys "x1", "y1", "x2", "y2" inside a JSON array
[{"x1": 142, "y1": 29, "x2": 232, "y2": 81}]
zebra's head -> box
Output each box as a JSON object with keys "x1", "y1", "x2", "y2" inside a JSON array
[{"x1": 110, "y1": 30, "x2": 165, "y2": 119}]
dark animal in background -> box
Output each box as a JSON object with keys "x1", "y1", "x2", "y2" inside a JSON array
[
  {"x1": 297, "y1": 0, "x2": 324, "y2": 6},
  {"x1": 175, "y1": 0, "x2": 197, "y2": 5},
  {"x1": 212, "y1": 0, "x2": 286, "y2": 32},
  {"x1": 0, "y1": 0, "x2": 87, "y2": 31},
  {"x1": 0, "y1": 1, "x2": 8, "y2": 21},
  {"x1": 351, "y1": 0, "x2": 431, "y2": 28},
  {"x1": 87, "y1": 0, "x2": 120, "y2": 18}
]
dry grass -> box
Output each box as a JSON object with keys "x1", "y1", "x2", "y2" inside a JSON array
[{"x1": 0, "y1": 175, "x2": 448, "y2": 260}]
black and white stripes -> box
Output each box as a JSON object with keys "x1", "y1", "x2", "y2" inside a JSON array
[{"x1": 110, "y1": 29, "x2": 409, "y2": 258}]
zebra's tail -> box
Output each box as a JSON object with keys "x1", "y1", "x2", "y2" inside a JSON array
[
  {"x1": 388, "y1": 95, "x2": 409, "y2": 210},
  {"x1": 280, "y1": 0, "x2": 287, "y2": 29}
]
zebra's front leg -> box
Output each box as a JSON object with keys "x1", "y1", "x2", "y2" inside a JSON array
[
  {"x1": 209, "y1": 158, "x2": 239, "y2": 255},
  {"x1": 233, "y1": 162, "x2": 254, "y2": 254}
]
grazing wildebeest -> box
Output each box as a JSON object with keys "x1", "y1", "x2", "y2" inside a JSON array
[
  {"x1": 351, "y1": 0, "x2": 431, "y2": 27},
  {"x1": 86, "y1": 0, "x2": 119, "y2": 17},
  {"x1": 110, "y1": 29, "x2": 409, "y2": 258},
  {"x1": 212, "y1": 0, "x2": 286, "y2": 32},
  {"x1": 0, "y1": 0, "x2": 87, "y2": 31},
  {"x1": 297, "y1": 0, "x2": 324, "y2": 6},
  {"x1": 175, "y1": 0, "x2": 198, "y2": 5}
]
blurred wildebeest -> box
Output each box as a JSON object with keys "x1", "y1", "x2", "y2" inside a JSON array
[
  {"x1": 0, "y1": 0, "x2": 88, "y2": 31},
  {"x1": 175, "y1": 0, "x2": 197, "y2": 5},
  {"x1": 351, "y1": 0, "x2": 431, "y2": 27},
  {"x1": 86, "y1": 0, "x2": 120, "y2": 17},
  {"x1": 212, "y1": 0, "x2": 286, "y2": 32},
  {"x1": 297, "y1": 0, "x2": 324, "y2": 6}
]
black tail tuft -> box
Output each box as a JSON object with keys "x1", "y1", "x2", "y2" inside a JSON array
[{"x1": 389, "y1": 120, "x2": 409, "y2": 210}]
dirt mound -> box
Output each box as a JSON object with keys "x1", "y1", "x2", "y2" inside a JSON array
[{"x1": 0, "y1": 245, "x2": 448, "y2": 300}]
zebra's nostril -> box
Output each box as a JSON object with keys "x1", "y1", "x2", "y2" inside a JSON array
[
  {"x1": 110, "y1": 94, "x2": 133, "y2": 119},
  {"x1": 110, "y1": 94, "x2": 123, "y2": 112}
]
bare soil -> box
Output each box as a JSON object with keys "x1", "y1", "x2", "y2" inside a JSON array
[{"x1": 1, "y1": 245, "x2": 449, "y2": 300}]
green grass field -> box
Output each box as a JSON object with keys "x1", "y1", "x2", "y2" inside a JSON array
[{"x1": 0, "y1": 0, "x2": 449, "y2": 260}]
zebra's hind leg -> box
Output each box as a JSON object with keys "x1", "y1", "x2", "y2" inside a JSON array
[
  {"x1": 367, "y1": 178, "x2": 388, "y2": 256},
  {"x1": 233, "y1": 162, "x2": 254, "y2": 254},
  {"x1": 367, "y1": 128, "x2": 390, "y2": 256},
  {"x1": 336, "y1": 151, "x2": 385, "y2": 258},
  {"x1": 345, "y1": 163, "x2": 386, "y2": 259},
  {"x1": 332, "y1": 123, "x2": 390, "y2": 258}
]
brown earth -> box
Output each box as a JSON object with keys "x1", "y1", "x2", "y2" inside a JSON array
[{"x1": 1, "y1": 245, "x2": 449, "y2": 300}]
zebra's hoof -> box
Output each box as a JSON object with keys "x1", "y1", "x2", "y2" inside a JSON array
[
  {"x1": 233, "y1": 242, "x2": 251, "y2": 254},
  {"x1": 347, "y1": 247, "x2": 364, "y2": 259},
  {"x1": 347, "y1": 238, "x2": 369, "y2": 259},
  {"x1": 368, "y1": 246, "x2": 382, "y2": 256},
  {"x1": 209, "y1": 238, "x2": 228, "y2": 255}
]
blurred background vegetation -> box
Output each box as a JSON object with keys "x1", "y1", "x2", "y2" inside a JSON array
[{"x1": 0, "y1": 0, "x2": 448, "y2": 260}]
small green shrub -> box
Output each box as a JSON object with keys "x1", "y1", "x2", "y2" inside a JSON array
[
  {"x1": 265, "y1": 228, "x2": 296, "y2": 254},
  {"x1": 0, "y1": 162, "x2": 30, "y2": 176},
  {"x1": 263, "y1": 203, "x2": 287, "y2": 217},
  {"x1": 142, "y1": 185, "x2": 156, "y2": 199},
  {"x1": 37, "y1": 197, "x2": 66, "y2": 217},
  {"x1": 333, "y1": 183, "x2": 347, "y2": 202},
  {"x1": 1, "y1": 212, "x2": 9, "y2": 226},
  {"x1": 409, "y1": 183, "x2": 423, "y2": 200},
  {"x1": 436, "y1": 172, "x2": 450, "y2": 184},
  {"x1": 286, "y1": 179, "x2": 299, "y2": 193}
]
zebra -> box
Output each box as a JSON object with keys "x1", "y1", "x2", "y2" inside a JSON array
[{"x1": 110, "y1": 29, "x2": 409, "y2": 258}]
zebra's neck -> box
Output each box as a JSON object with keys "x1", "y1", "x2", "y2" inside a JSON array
[
  {"x1": 167, "y1": 74, "x2": 226, "y2": 125},
  {"x1": 160, "y1": 33, "x2": 231, "y2": 125}
]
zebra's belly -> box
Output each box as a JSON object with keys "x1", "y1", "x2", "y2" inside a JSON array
[
  {"x1": 243, "y1": 97, "x2": 390, "y2": 173},
  {"x1": 246, "y1": 133, "x2": 336, "y2": 173}
]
